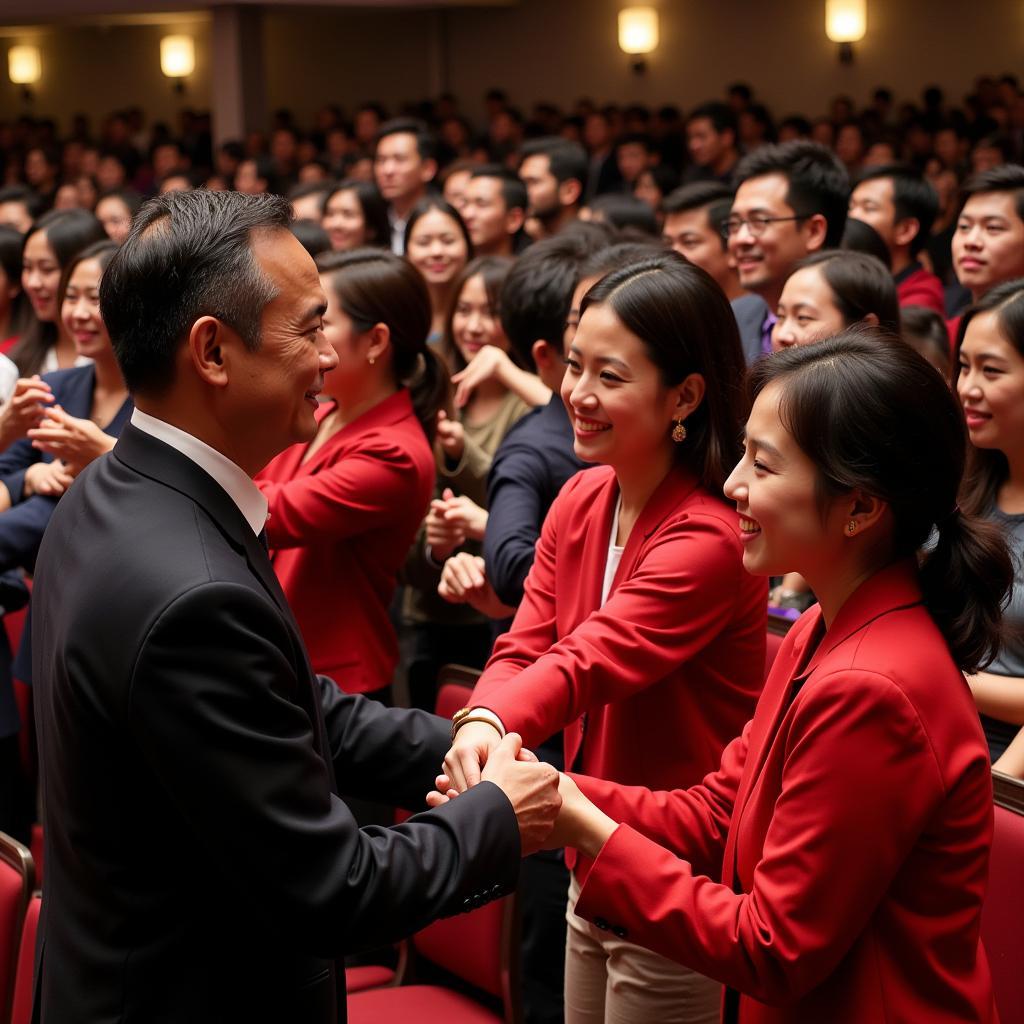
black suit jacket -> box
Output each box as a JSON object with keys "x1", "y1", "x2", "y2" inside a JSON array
[{"x1": 31, "y1": 424, "x2": 520, "y2": 1023}]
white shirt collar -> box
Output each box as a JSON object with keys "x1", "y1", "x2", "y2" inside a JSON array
[{"x1": 130, "y1": 408, "x2": 268, "y2": 536}]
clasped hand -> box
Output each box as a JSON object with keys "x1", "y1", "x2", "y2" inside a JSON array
[{"x1": 425, "y1": 487, "x2": 488, "y2": 562}]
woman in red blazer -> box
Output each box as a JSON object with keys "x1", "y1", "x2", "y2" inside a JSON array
[
  {"x1": 257, "y1": 249, "x2": 446, "y2": 699},
  {"x1": 535, "y1": 330, "x2": 1011, "y2": 1023},
  {"x1": 444, "y1": 253, "x2": 768, "y2": 1022}
]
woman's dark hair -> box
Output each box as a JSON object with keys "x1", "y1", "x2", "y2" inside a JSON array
[
  {"x1": 900, "y1": 304, "x2": 951, "y2": 375},
  {"x1": 580, "y1": 251, "x2": 746, "y2": 497},
  {"x1": 57, "y1": 239, "x2": 119, "y2": 316},
  {"x1": 97, "y1": 188, "x2": 143, "y2": 217},
  {"x1": 794, "y1": 250, "x2": 901, "y2": 335},
  {"x1": 317, "y1": 247, "x2": 449, "y2": 442},
  {"x1": 751, "y1": 328, "x2": 1012, "y2": 671},
  {"x1": 441, "y1": 255, "x2": 514, "y2": 374},
  {"x1": 403, "y1": 196, "x2": 473, "y2": 256},
  {"x1": 323, "y1": 179, "x2": 391, "y2": 248},
  {"x1": 0, "y1": 226, "x2": 31, "y2": 340},
  {"x1": 585, "y1": 194, "x2": 659, "y2": 236},
  {"x1": 840, "y1": 217, "x2": 891, "y2": 268},
  {"x1": 11, "y1": 209, "x2": 106, "y2": 376},
  {"x1": 955, "y1": 279, "x2": 1024, "y2": 517}
]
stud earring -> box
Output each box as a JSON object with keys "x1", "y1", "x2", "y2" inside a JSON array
[
  {"x1": 368, "y1": 356, "x2": 376, "y2": 365},
  {"x1": 672, "y1": 419, "x2": 687, "y2": 443},
  {"x1": 847, "y1": 520, "x2": 857, "y2": 535}
]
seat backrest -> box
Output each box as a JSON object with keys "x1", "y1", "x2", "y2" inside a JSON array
[
  {"x1": 10, "y1": 891, "x2": 39, "y2": 1024},
  {"x1": 982, "y1": 771, "x2": 1024, "y2": 1024},
  {"x1": 435, "y1": 680, "x2": 476, "y2": 722},
  {"x1": 0, "y1": 832, "x2": 34, "y2": 1023}
]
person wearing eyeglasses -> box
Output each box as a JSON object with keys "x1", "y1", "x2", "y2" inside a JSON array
[{"x1": 725, "y1": 141, "x2": 850, "y2": 364}]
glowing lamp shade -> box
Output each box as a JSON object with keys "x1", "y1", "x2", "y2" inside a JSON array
[
  {"x1": 160, "y1": 35, "x2": 195, "y2": 79},
  {"x1": 8, "y1": 46, "x2": 41, "y2": 86},
  {"x1": 825, "y1": 0, "x2": 866, "y2": 43},
  {"x1": 618, "y1": 7, "x2": 659, "y2": 55}
]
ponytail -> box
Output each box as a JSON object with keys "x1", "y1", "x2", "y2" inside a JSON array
[
  {"x1": 918, "y1": 509, "x2": 1012, "y2": 673},
  {"x1": 404, "y1": 345, "x2": 450, "y2": 444}
]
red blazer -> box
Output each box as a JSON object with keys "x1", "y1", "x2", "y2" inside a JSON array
[
  {"x1": 474, "y1": 462, "x2": 766, "y2": 805},
  {"x1": 572, "y1": 561, "x2": 997, "y2": 1023},
  {"x1": 896, "y1": 265, "x2": 945, "y2": 315},
  {"x1": 257, "y1": 390, "x2": 434, "y2": 692}
]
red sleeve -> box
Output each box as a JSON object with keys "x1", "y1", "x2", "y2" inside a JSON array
[
  {"x1": 473, "y1": 495, "x2": 748, "y2": 749},
  {"x1": 569, "y1": 721, "x2": 750, "y2": 880},
  {"x1": 258, "y1": 443, "x2": 425, "y2": 549},
  {"x1": 574, "y1": 670, "x2": 946, "y2": 1002}
]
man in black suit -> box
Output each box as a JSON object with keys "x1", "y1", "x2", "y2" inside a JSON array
[{"x1": 30, "y1": 190, "x2": 560, "y2": 1023}]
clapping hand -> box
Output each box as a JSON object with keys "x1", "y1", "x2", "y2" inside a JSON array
[
  {"x1": 28, "y1": 407, "x2": 115, "y2": 471},
  {"x1": 450, "y1": 346, "x2": 510, "y2": 409},
  {"x1": 0, "y1": 376, "x2": 55, "y2": 448},
  {"x1": 438, "y1": 553, "x2": 516, "y2": 618},
  {"x1": 24, "y1": 459, "x2": 76, "y2": 498},
  {"x1": 435, "y1": 410, "x2": 466, "y2": 461}
]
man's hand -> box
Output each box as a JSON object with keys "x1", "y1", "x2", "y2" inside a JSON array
[
  {"x1": 438, "y1": 553, "x2": 517, "y2": 618},
  {"x1": 0, "y1": 376, "x2": 55, "y2": 448},
  {"x1": 28, "y1": 407, "x2": 116, "y2": 471},
  {"x1": 481, "y1": 734, "x2": 561, "y2": 857},
  {"x1": 24, "y1": 459, "x2": 75, "y2": 498},
  {"x1": 436, "y1": 410, "x2": 466, "y2": 461},
  {"x1": 442, "y1": 719, "x2": 503, "y2": 793}
]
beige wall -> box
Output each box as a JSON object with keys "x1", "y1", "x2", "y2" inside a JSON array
[{"x1": 2, "y1": 0, "x2": 1024, "y2": 135}]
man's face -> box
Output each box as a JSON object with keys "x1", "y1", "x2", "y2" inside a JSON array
[
  {"x1": 519, "y1": 154, "x2": 559, "y2": 221},
  {"x1": 953, "y1": 191, "x2": 1024, "y2": 298},
  {"x1": 848, "y1": 177, "x2": 897, "y2": 248},
  {"x1": 462, "y1": 176, "x2": 513, "y2": 251},
  {"x1": 728, "y1": 173, "x2": 820, "y2": 304},
  {"x1": 232, "y1": 231, "x2": 337, "y2": 463},
  {"x1": 374, "y1": 132, "x2": 428, "y2": 205},
  {"x1": 0, "y1": 200, "x2": 32, "y2": 234},
  {"x1": 662, "y1": 207, "x2": 732, "y2": 294},
  {"x1": 687, "y1": 118, "x2": 724, "y2": 169},
  {"x1": 616, "y1": 143, "x2": 649, "y2": 184}
]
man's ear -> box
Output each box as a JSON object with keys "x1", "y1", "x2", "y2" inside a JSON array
[
  {"x1": 532, "y1": 338, "x2": 558, "y2": 371},
  {"x1": 187, "y1": 316, "x2": 233, "y2": 388},
  {"x1": 559, "y1": 178, "x2": 583, "y2": 208},
  {"x1": 505, "y1": 206, "x2": 527, "y2": 236},
  {"x1": 892, "y1": 216, "x2": 920, "y2": 250},
  {"x1": 420, "y1": 158, "x2": 438, "y2": 185},
  {"x1": 803, "y1": 213, "x2": 829, "y2": 253}
]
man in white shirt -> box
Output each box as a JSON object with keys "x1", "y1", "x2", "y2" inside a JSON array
[{"x1": 373, "y1": 118, "x2": 438, "y2": 254}]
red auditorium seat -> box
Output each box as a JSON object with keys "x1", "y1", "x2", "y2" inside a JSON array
[
  {"x1": 347, "y1": 665, "x2": 519, "y2": 1022},
  {"x1": 0, "y1": 833, "x2": 34, "y2": 1023},
  {"x1": 10, "y1": 891, "x2": 39, "y2": 1024},
  {"x1": 765, "y1": 609, "x2": 794, "y2": 677},
  {"x1": 982, "y1": 771, "x2": 1024, "y2": 1023}
]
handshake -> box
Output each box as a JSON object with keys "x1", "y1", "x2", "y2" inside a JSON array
[{"x1": 428, "y1": 720, "x2": 599, "y2": 858}]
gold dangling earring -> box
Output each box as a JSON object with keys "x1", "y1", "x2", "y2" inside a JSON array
[
  {"x1": 847, "y1": 520, "x2": 857, "y2": 535},
  {"x1": 671, "y1": 418, "x2": 687, "y2": 443}
]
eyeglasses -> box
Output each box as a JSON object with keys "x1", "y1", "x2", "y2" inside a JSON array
[{"x1": 721, "y1": 214, "x2": 807, "y2": 239}]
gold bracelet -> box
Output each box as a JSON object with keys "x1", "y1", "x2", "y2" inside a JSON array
[{"x1": 451, "y1": 708, "x2": 503, "y2": 743}]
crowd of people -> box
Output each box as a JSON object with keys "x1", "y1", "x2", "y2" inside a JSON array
[{"x1": 1, "y1": 73, "x2": 1023, "y2": 1023}]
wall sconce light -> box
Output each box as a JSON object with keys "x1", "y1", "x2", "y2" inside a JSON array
[
  {"x1": 160, "y1": 35, "x2": 195, "y2": 93},
  {"x1": 618, "y1": 7, "x2": 658, "y2": 74},
  {"x1": 8, "y1": 45, "x2": 41, "y2": 101},
  {"x1": 825, "y1": 0, "x2": 866, "y2": 65}
]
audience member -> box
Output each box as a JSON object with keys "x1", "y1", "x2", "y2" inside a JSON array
[
  {"x1": 321, "y1": 179, "x2": 391, "y2": 253},
  {"x1": 614, "y1": 133, "x2": 656, "y2": 192},
  {"x1": 772, "y1": 251, "x2": 900, "y2": 350},
  {"x1": 0, "y1": 186, "x2": 42, "y2": 234},
  {"x1": 956, "y1": 280, "x2": 1024, "y2": 770},
  {"x1": 462, "y1": 165, "x2": 528, "y2": 257},
  {"x1": 840, "y1": 215, "x2": 892, "y2": 267},
  {"x1": 849, "y1": 165, "x2": 944, "y2": 313},
  {"x1": 11, "y1": 208, "x2": 106, "y2": 376},
  {"x1": 373, "y1": 118, "x2": 439, "y2": 254},
  {"x1": 440, "y1": 158, "x2": 477, "y2": 215},
  {"x1": 633, "y1": 163, "x2": 681, "y2": 222},
  {"x1": 287, "y1": 180, "x2": 332, "y2": 223},
  {"x1": 257, "y1": 249, "x2": 445, "y2": 704},
  {"x1": 0, "y1": 227, "x2": 30, "y2": 347},
  {"x1": 94, "y1": 189, "x2": 142, "y2": 245},
  {"x1": 289, "y1": 219, "x2": 331, "y2": 259},
  {"x1": 901, "y1": 303, "x2": 952, "y2": 375},
  {"x1": 518, "y1": 137, "x2": 587, "y2": 239},
  {"x1": 404, "y1": 197, "x2": 472, "y2": 344},
  {"x1": 445, "y1": 252, "x2": 767, "y2": 1024},
  {"x1": 583, "y1": 193, "x2": 659, "y2": 236},
  {"x1": 540, "y1": 330, "x2": 1009, "y2": 1024},
  {"x1": 660, "y1": 182, "x2": 744, "y2": 300},
  {"x1": 684, "y1": 102, "x2": 740, "y2": 183},
  {"x1": 727, "y1": 140, "x2": 849, "y2": 362}
]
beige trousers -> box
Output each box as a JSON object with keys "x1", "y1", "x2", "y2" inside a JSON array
[{"x1": 564, "y1": 874, "x2": 721, "y2": 1024}]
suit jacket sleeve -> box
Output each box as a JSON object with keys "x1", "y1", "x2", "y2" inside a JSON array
[
  {"x1": 128, "y1": 580, "x2": 521, "y2": 958},
  {"x1": 484, "y1": 440, "x2": 547, "y2": 607},
  {"x1": 473, "y1": 495, "x2": 747, "y2": 748},
  {"x1": 259, "y1": 443, "x2": 423, "y2": 549},
  {"x1": 573, "y1": 670, "x2": 948, "y2": 1003},
  {"x1": 568, "y1": 721, "x2": 750, "y2": 881},
  {"x1": 0, "y1": 494, "x2": 58, "y2": 573},
  {"x1": 316, "y1": 675, "x2": 454, "y2": 811}
]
